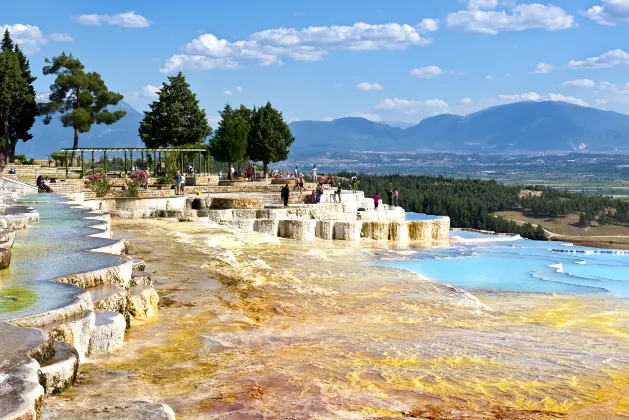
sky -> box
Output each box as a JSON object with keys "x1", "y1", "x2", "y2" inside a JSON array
[{"x1": 3, "y1": 0, "x2": 629, "y2": 126}]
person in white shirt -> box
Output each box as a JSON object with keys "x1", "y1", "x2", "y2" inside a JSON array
[
  {"x1": 311, "y1": 164, "x2": 317, "y2": 183},
  {"x1": 230, "y1": 165, "x2": 235, "y2": 180}
]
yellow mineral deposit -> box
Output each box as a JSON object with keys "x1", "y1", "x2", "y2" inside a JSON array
[{"x1": 43, "y1": 218, "x2": 629, "y2": 419}]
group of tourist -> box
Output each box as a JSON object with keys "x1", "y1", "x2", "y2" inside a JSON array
[
  {"x1": 372, "y1": 186, "x2": 399, "y2": 209},
  {"x1": 36, "y1": 175, "x2": 53, "y2": 193}
]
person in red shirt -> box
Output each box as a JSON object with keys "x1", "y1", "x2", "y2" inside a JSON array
[{"x1": 373, "y1": 193, "x2": 381, "y2": 209}]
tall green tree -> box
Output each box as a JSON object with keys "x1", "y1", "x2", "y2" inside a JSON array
[
  {"x1": 139, "y1": 72, "x2": 211, "y2": 148},
  {"x1": 6, "y1": 44, "x2": 38, "y2": 159},
  {"x1": 41, "y1": 52, "x2": 126, "y2": 163},
  {"x1": 246, "y1": 101, "x2": 294, "y2": 175},
  {"x1": 209, "y1": 104, "x2": 250, "y2": 179},
  {"x1": 0, "y1": 44, "x2": 29, "y2": 159},
  {"x1": 1, "y1": 30, "x2": 14, "y2": 51}
]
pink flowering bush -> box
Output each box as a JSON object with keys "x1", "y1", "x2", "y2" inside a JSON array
[
  {"x1": 126, "y1": 169, "x2": 149, "y2": 197},
  {"x1": 84, "y1": 169, "x2": 112, "y2": 197}
]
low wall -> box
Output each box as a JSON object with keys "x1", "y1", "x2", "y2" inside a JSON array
[{"x1": 209, "y1": 196, "x2": 264, "y2": 209}]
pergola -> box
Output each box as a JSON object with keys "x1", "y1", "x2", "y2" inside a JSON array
[{"x1": 60, "y1": 147, "x2": 207, "y2": 180}]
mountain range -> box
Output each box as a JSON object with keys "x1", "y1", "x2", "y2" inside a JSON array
[
  {"x1": 18, "y1": 100, "x2": 629, "y2": 158},
  {"x1": 290, "y1": 101, "x2": 629, "y2": 155}
]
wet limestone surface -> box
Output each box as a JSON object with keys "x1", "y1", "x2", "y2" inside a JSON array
[{"x1": 43, "y1": 219, "x2": 629, "y2": 419}]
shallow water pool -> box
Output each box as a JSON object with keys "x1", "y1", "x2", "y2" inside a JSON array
[{"x1": 0, "y1": 194, "x2": 125, "y2": 319}]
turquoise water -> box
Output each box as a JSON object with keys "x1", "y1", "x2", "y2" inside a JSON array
[
  {"x1": 0, "y1": 194, "x2": 125, "y2": 319},
  {"x1": 405, "y1": 212, "x2": 448, "y2": 221},
  {"x1": 376, "y1": 230, "x2": 629, "y2": 297}
]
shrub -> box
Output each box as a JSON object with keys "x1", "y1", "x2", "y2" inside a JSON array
[
  {"x1": 84, "y1": 169, "x2": 112, "y2": 198},
  {"x1": 156, "y1": 175, "x2": 172, "y2": 185},
  {"x1": 126, "y1": 169, "x2": 149, "y2": 197},
  {"x1": 13, "y1": 154, "x2": 28, "y2": 164}
]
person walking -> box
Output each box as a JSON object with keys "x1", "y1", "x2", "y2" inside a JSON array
[
  {"x1": 394, "y1": 189, "x2": 399, "y2": 207},
  {"x1": 311, "y1": 164, "x2": 318, "y2": 183},
  {"x1": 175, "y1": 171, "x2": 182, "y2": 195},
  {"x1": 373, "y1": 192, "x2": 381, "y2": 210},
  {"x1": 281, "y1": 181, "x2": 290, "y2": 207},
  {"x1": 294, "y1": 166, "x2": 299, "y2": 178},
  {"x1": 351, "y1": 176, "x2": 358, "y2": 194},
  {"x1": 336, "y1": 183, "x2": 343, "y2": 203},
  {"x1": 230, "y1": 165, "x2": 235, "y2": 180}
]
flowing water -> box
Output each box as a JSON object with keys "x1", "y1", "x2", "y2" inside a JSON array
[
  {"x1": 44, "y1": 218, "x2": 629, "y2": 419},
  {"x1": 0, "y1": 194, "x2": 125, "y2": 319}
]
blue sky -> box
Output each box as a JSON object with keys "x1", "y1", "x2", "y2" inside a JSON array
[{"x1": 3, "y1": 0, "x2": 629, "y2": 126}]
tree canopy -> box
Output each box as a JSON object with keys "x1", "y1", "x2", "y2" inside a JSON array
[
  {"x1": 41, "y1": 52, "x2": 126, "y2": 161},
  {"x1": 246, "y1": 101, "x2": 294, "y2": 175},
  {"x1": 139, "y1": 72, "x2": 211, "y2": 148},
  {"x1": 209, "y1": 104, "x2": 250, "y2": 178},
  {"x1": 0, "y1": 29, "x2": 37, "y2": 160}
]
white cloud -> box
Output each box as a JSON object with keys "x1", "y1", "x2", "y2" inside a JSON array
[
  {"x1": 417, "y1": 18, "x2": 440, "y2": 33},
  {"x1": 341, "y1": 112, "x2": 383, "y2": 122},
  {"x1": 162, "y1": 20, "x2": 435, "y2": 72},
  {"x1": 0, "y1": 24, "x2": 46, "y2": 54},
  {"x1": 459, "y1": 97, "x2": 473, "y2": 104},
  {"x1": 35, "y1": 91, "x2": 51, "y2": 103},
  {"x1": 73, "y1": 11, "x2": 150, "y2": 28},
  {"x1": 140, "y1": 84, "x2": 160, "y2": 97},
  {"x1": 498, "y1": 91, "x2": 589, "y2": 106},
  {"x1": 485, "y1": 75, "x2": 494, "y2": 80},
  {"x1": 223, "y1": 85, "x2": 243, "y2": 95},
  {"x1": 561, "y1": 79, "x2": 596, "y2": 88},
  {"x1": 447, "y1": 3, "x2": 574, "y2": 34},
  {"x1": 223, "y1": 90, "x2": 233, "y2": 96},
  {"x1": 567, "y1": 49, "x2": 629, "y2": 69},
  {"x1": 535, "y1": 62, "x2": 554, "y2": 74},
  {"x1": 356, "y1": 82, "x2": 383, "y2": 91},
  {"x1": 50, "y1": 33, "x2": 74, "y2": 42},
  {"x1": 410, "y1": 65, "x2": 443, "y2": 78},
  {"x1": 584, "y1": 0, "x2": 629, "y2": 26},
  {"x1": 376, "y1": 97, "x2": 449, "y2": 114},
  {"x1": 468, "y1": 0, "x2": 499, "y2": 10},
  {"x1": 235, "y1": 86, "x2": 242, "y2": 93}
]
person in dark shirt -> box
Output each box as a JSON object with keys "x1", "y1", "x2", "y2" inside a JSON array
[
  {"x1": 281, "y1": 182, "x2": 290, "y2": 207},
  {"x1": 387, "y1": 187, "x2": 394, "y2": 206}
]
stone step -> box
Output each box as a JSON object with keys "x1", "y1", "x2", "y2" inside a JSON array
[
  {"x1": 128, "y1": 286, "x2": 159, "y2": 321},
  {"x1": 0, "y1": 248, "x2": 11, "y2": 270},
  {"x1": 91, "y1": 311, "x2": 126, "y2": 353},
  {"x1": 42, "y1": 310, "x2": 95, "y2": 361},
  {"x1": 131, "y1": 258, "x2": 146, "y2": 272},
  {"x1": 91, "y1": 284, "x2": 128, "y2": 314},
  {"x1": 38, "y1": 341, "x2": 79, "y2": 395},
  {"x1": 130, "y1": 271, "x2": 153, "y2": 287},
  {"x1": 0, "y1": 322, "x2": 52, "y2": 420}
]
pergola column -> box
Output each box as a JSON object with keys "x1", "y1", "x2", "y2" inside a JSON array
[
  {"x1": 81, "y1": 152, "x2": 84, "y2": 178},
  {"x1": 65, "y1": 151, "x2": 68, "y2": 178},
  {"x1": 91, "y1": 151, "x2": 95, "y2": 172}
]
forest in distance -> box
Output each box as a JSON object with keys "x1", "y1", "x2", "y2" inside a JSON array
[{"x1": 337, "y1": 173, "x2": 629, "y2": 240}]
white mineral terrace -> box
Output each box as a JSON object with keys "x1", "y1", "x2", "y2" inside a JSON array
[
  {"x1": 0, "y1": 192, "x2": 166, "y2": 420},
  {"x1": 69, "y1": 189, "x2": 451, "y2": 242}
]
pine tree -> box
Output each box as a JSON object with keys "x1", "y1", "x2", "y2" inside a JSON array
[
  {"x1": 209, "y1": 104, "x2": 250, "y2": 180},
  {"x1": 1, "y1": 30, "x2": 13, "y2": 52},
  {"x1": 246, "y1": 101, "x2": 294, "y2": 175},
  {"x1": 139, "y1": 72, "x2": 211, "y2": 148},
  {"x1": 41, "y1": 52, "x2": 126, "y2": 163}
]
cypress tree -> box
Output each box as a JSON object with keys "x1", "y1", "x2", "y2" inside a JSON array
[
  {"x1": 246, "y1": 101, "x2": 294, "y2": 176},
  {"x1": 0, "y1": 48, "x2": 29, "y2": 159},
  {"x1": 7, "y1": 44, "x2": 37, "y2": 159},
  {"x1": 209, "y1": 104, "x2": 250, "y2": 179},
  {"x1": 1, "y1": 30, "x2": 13, "y2": 52}
]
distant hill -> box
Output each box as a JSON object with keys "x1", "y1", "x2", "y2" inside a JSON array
[
  {"x1": 18, "y1": 101, "x2": 144, "y2": 158},
  {"x1": 289, "y1": 101, "x2": 629, "y2": 155},
  {"x1": 289, "y1": 117, "x2": 403, "y2": 154}
]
